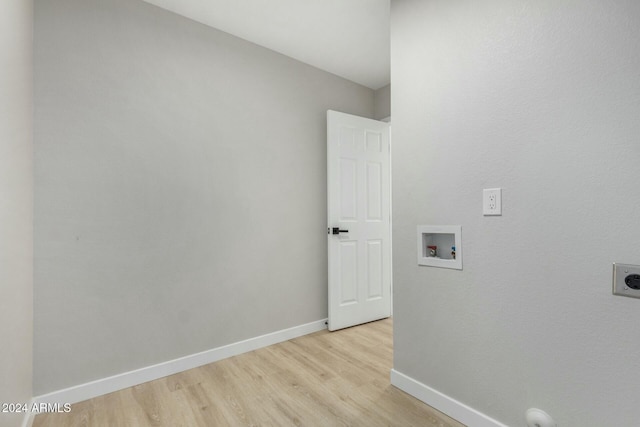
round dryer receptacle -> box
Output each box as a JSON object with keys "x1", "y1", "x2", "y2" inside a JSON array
[{"x1": 525, "y1": 408, "x2": 556, "y2": 427}]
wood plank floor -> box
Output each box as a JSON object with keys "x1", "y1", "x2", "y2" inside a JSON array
[{"x1": 34, "y1": 318, "x2": 464, "y2": 427}]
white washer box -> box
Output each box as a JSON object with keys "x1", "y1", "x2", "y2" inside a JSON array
[{"x1": 417, "y1": 225, "x2": 462, "y2": 270}]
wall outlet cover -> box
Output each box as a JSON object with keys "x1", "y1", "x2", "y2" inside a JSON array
[
  {"x1": 613, "y1": 263, "x2": 640, "y2": 299},
  {"x1": 483, "y1": 188, "x2": 502, "y2": 216}
]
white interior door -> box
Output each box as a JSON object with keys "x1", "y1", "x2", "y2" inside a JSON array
[{"x1": 327, "y1": 110, "x2": 391, "y2": 331}]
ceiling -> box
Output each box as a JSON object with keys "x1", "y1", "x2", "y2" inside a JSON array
[{"x1": 142, "y1": 0, "x2": 390, "y2": 90}]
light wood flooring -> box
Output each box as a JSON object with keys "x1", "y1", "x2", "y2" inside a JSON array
[{"x1": 34, "y1": 318, "x2": 464, "y2": 426}]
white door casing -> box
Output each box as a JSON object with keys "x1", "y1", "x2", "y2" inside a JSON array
[{"x1": 327, "y1": 110, "x2": 391, "y2": 331}]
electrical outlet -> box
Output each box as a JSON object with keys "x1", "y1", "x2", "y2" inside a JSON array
[
  {"x1": 613, "y1": 263, "x2": 640, "y2": 299},
  {"x1": 483, "y1": 188, "x2": 502, "y2": 216}
]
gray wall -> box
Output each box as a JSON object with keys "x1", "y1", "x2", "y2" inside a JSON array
[
  {"x1": 391, "y1": 1, "x2": 640, "y2": 426},
  {"x1": 34, "y1": 0, "x2": 374, "y2": 394},
  {"x1": 0, "y1": 1, "x2": 33, "y2": 426},
  {"x1": 374, "y1": 84, "x2": 391, "y2": 120}
]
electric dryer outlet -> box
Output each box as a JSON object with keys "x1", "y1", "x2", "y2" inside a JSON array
[{"x1": 613, "y1": 263, "x2": 640, "y2": 299}]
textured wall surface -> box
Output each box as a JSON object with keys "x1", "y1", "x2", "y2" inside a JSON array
[
  {"x1": 391, "y1": 1, "x2": 640, "y2": 426},
  {"x1": 0, "y1": 1, "x2": 33, "y2": 426},
  {"x1": 34, "y1": 0, "x2": 373, "y2": 394}
]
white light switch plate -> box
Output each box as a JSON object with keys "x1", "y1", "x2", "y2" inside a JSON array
[{"x1": 483, "y1": 188, "x2": 502, "y2": 216}]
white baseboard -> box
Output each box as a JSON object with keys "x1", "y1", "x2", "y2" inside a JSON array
[
  {"x1": 20, "y1": 400, "x2": 35, "y2": 427},
  {"x1": 21, "y1": 413, "x2": 34, "y2": 427},
  {"x1": 34, "y1": 319, "x2": 328, "y2": 406},
  {"x1": 390, "y1": 369, "x2": 509, "y2": 427}
]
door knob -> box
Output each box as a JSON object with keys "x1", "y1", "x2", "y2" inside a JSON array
[{"x1": 329, "y1": 227, "x2": 349, "y2": 235}]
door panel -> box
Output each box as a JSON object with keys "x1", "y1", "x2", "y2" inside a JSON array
[
  {"x1": 327, "y1": 110, "x2": 391, "y2": 331},
  {"x1": 366, "y1": 240, "x2": 383, "y2": 300},
  {"x1": 366, "y1": 131, "x2": 382, "y2": 152},
  {"x1": 339, "y1": 240, "x2": 358, "y2": 305},
  {"x1": 340, "y1": 159, "x2": 357, "y2": 221},
  {"x1": 366, "y1": 162, "x2": 382, "y2": 220}
]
